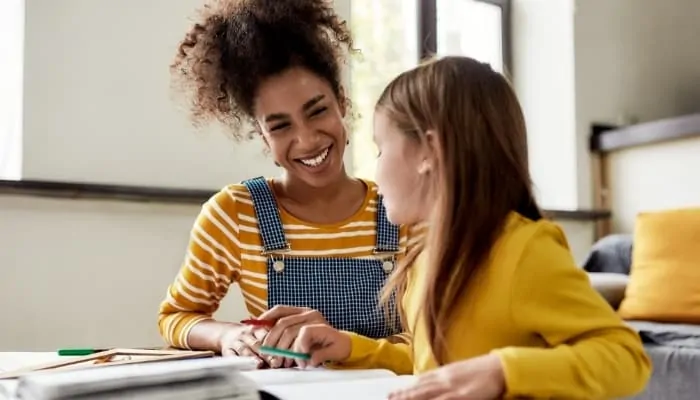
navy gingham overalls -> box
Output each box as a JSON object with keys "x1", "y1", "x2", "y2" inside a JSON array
[{"x1": 242, "y1": 176, "x2": 401, "y2": 339}]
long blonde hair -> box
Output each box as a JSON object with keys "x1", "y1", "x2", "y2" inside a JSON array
[{"x1": 378, "y1": 56, "x2": 542, "y2": 365}]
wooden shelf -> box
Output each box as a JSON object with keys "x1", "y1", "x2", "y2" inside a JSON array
[
  {"x1": 1, "y1": 178, "x2": 611, "y2": 222},
  {"x1": 0, "y1": 179, "x2": 214, "y2": 205},
  {"x1": 590, "y1": 113, "x2": 700, "y2": 153}
]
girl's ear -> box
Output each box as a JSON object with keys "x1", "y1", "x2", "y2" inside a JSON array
[{"x1": 418, "y1": 129, "x2": 439, "y2": 174}]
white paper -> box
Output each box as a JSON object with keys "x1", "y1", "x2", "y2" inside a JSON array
[
  {"x1": 242, "y1": 367, "x2": 396, "y2": 387},
  {"x1": 0, "y1": 353, "x2": 70, "y2": 374},
  {"x1": 262, "y1": 375, "x2": 418, "y2": 400}
]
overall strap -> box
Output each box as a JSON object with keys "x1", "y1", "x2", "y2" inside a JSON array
[
  {"x1": 375, "y1": 194, "x2": 400, "y2": 254},
  {"x1": 241, "y1": 177, "x2": 290, "y2": 253}
]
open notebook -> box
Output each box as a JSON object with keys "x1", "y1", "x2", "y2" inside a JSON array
[
  {"x1": 1, "y1": 358, "x2": 415, "y2": 400},
  {"x1": 246, "y1": 368, "x2": 417, "y2": 400}
]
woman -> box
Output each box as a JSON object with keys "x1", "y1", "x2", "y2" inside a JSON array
[
  {"x1": 157, "y1": 0, "x2": 415, "y2": 370},
  {"x1": 292, "y1": 56, "x2": 651, "y2": 399}
]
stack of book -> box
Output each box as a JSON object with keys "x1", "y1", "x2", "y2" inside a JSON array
[{"x1": 10, "y1": 357, "x2": 260, "y2": 400}]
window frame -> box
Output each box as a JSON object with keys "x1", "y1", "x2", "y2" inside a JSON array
[{"x1": 418, "y1": 0, "x2": 512, "y2": 74}]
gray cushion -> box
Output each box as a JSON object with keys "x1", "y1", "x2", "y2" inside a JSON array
[{"x1": 581, "y1": 234, "x2": 634, "y2": 275}]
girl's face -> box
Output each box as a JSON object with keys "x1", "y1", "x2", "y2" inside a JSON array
[
  {"x1": 254, "y1": 67, "x2": 347, "y2": 188},
  {"x1": 373, "y1": 109, "x2": 433, "y2": 226}
]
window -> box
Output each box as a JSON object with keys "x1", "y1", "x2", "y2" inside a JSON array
[
  {"x1": 349, "y1": 0, "x2": 419, "y2": 180},
  {"x1": 350, "y1": 0, "x2": 511, "y2": 180},
  {"x1": 0, "y1": 0, "x2": 24, "y2": 180},
  {"x1": 435, "y1": 0, "x2": 510, "y2": 74}
]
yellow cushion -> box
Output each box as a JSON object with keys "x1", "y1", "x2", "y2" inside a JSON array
[{"x1": 618, "y1": 208, "x2": 700, "y2": 323}]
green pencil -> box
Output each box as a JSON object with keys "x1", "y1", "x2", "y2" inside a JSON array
[
  {"x1": 258, "y1": 346, "x2": 311, "y2": 361},
  {"x1": 57, "y1": 348, "x2": 109, "y2": 356}
]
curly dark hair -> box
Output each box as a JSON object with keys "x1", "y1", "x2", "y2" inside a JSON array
[{"x1": 171, "y1": 0, "x2": 355, "y2": 140}]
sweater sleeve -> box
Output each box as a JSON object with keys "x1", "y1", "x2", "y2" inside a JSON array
[
  {"x1": 157, "y1": 190, "x2": 242, "y2": 349},
  {"x1": 331, "y1": 332, "x2": 413, "y2": 375},
  {"x1": 492, "y1": 223, "x2": 652, "y2": 399}
]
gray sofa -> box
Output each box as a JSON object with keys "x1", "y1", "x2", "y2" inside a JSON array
[{"x1": 584, "y1": 234, "x2": 700, "y2": 400}]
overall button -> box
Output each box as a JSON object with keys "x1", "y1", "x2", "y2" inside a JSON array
[
  {"x1": 382, "y1": 260, "x2": 394, "y2": 273},
  {"x1": 273, "y1": 260, "x2": 285, "y2": 272}
]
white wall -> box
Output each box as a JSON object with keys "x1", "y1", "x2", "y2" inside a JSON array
[
  {"x1": 607, "y1": 136, "x2": 700, "y2": 233},
  {"x1": 21, "y1": 0, "x2": 279, "y2": 189},
  {"x1": 574, "y1": 0, "x2": 700, "y2": 209},
  {"x1": 511, "y1": 0, "x2": 598, "y2": 260},
  {"x1": 0, "y1": 195, "x2": 248, "y2": 351},
  {"x1": 513, "y1": 0, "x2": 700, "y2": 212},
  {"x1": 512, "y1": 0, "x2": 579, "y2": 211}
]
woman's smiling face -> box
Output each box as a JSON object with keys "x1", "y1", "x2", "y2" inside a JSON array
[{"x1": 254, "y1": 67, "x2": 348, "y2": 188}]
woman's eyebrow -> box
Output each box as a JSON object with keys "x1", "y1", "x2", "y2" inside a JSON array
[
  {"x1": 302, "y1": 94, "x2": 325, "y2": 111},
  {"x1": 263, "y1": 94, "x2": 325, "y2": 123}
]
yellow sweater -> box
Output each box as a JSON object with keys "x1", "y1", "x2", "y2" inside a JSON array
[
  {"x1": 158, "y1": 179, "x2": 417, "y2": 349},
  {"x1": 343, "y1": 213, "x2": 651, "y2": 399}
]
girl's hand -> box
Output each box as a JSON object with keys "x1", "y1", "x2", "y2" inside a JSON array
[
  {"x1": 389, "y1": 354, "x2": 506, "y2": 400},
  {"x1": 292, "y1": 324, "x2": 352, "y2": 368},
  {"x1": 219, "y1": 324, "x2": 269, "y2": 369},
  {"x1": 258, "y1": 305, "x2": 329, "y2": 368}
]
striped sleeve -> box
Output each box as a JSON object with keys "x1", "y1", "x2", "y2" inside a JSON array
[{"x1": 157, "y1": 189, "x2": 243, "y2": 349}]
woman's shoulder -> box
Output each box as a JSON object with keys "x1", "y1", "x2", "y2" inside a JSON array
[
  {"x1": 357, "y1": 178, "x2": 379, "y2": 199},
  {"x1": 198, "y1": 182, "x2": 257, "y2": 220},
  {"x1": 359, "y1": 178, "x2": 378, "y2": 189}
]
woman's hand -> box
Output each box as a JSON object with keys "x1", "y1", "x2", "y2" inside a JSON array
[
  {"x1": 258, "y1": 305, "x2": 329, "y2": 368},
  {"x1": 388, "y1": 354, "x2": 506, "y2": 400},
  {"x1": 219, "y1": 324, "x2": 269, "y2": 369},
  {"x1": 292, "y1": 324, "x2": 352, "y2": 368}
]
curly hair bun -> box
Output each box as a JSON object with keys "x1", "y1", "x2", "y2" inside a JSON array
[{"x1": 171, "y1": 0, "x2": 354, "y2": 140}]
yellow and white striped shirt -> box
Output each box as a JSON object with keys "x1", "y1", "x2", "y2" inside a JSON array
[{"x1": 158, "y1": 179, "x2": 419, "y2": 349}]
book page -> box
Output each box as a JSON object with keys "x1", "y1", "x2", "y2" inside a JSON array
[
  {"x1": 241, "y1": 367, "x2": 397, "y2": 387},
  {"x1": 262, "y1": 375, "x2": 418, "y2": 400},
  {"x1": 0, "y1": 353, "x2": 69, "y2": 374},
  {"x1": 0, "y1": 379, "x2": 18, "y2": 399}
]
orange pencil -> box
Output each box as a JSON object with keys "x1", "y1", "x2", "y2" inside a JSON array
[{"x1": 240, "y1": 318, "x2": 274, "y2": 327}]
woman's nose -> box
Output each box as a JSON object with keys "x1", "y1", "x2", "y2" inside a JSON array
[{"x1": 294, "y1": 124, "x2": 323, "y2": 147}]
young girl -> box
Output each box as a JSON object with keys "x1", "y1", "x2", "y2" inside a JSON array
[
  {"x1": 158, "y1": 0, "x2": 415, "y2": 370},
  {"x1": 292, "y1": 56, "x2": 652, "y2": 399}
]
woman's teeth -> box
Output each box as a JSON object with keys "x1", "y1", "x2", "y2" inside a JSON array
[{"x1": 299, "y1": 147, "x2": 330, "y2": 167}]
